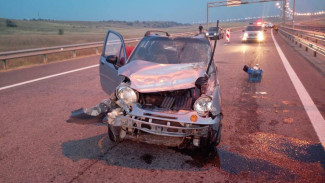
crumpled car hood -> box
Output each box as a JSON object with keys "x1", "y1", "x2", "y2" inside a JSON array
[{"x1": 118, "y1": 60, "x2": 206, "y2": 93}]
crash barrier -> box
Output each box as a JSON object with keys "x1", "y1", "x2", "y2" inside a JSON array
[
  {"x1": 0, "y1": 31, "x2": 196, "y2": 70},
  {"x1": 278, "y1": 26, "x2": 325, "y2": 58},
  {"x1": 280, "y1": 26, "x2": 325, "y2": 46}
]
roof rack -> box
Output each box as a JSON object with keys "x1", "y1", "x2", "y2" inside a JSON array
[{"x1": 144, "y1": 30, "x2": 170, "y2": 37}]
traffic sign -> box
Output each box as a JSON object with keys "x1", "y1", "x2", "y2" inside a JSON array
[{"x1": 227, "y1": 0, "x2": 241, "y2": 7}]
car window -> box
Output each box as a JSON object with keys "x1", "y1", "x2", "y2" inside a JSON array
[
  {"x1": 129, "y1": 37, "x2": 211, "y2": 64},
  {"x1": 104, "y1": 33, "x2": 122, "y2": 58},
  {"x1": 208, "y1": 27, "x2": 217, "y2": 31},
  {"x1": 246, "y1": 26, "x2": 263, "y2": 31}
]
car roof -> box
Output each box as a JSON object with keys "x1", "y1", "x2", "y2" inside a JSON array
[{"x1": 143, "y1": 34, "x2": 209, "y2": 42}]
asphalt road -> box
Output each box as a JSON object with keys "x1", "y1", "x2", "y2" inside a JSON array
[{"x1": 0, "y1": 29, "x2": 324, "y2": 183}]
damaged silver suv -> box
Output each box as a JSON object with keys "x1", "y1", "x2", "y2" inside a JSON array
[{"x1": 68, "y1": 30, "x2": 223, "y2": 149}]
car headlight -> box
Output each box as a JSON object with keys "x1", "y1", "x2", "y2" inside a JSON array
[
  {"x1": 194, "y1": 96, "x2": 212, "y2": 116},
  {"x1": 258, "y1": 32, "x2": 264, "y2": 41},
  {"x1": 214, "y1": 33, "x2": 217, "y2": 36},
  {"x1": 243, "y1": 33, "x2": 248, "y2": 38},
  {"x1": 205, "y1": 32, "x2": 209, "y2": 36},
  {"x1": 116, "y1": 85, "x2": 138, "y2": 105}
]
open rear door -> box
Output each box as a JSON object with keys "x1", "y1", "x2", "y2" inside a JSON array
[{"x1": 99, "y1": 30, "x2": 127, "y2": 95}]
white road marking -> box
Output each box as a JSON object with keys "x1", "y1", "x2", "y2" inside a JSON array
[
  {"x1": 271, "y1": 29, "x2": 325, "y2": 147},
  {"x1": 0, "y1": 64, "x2": 99, "y2": 91}
]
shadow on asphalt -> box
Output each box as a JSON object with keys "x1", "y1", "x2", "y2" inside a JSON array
[{"x1": 61, "y1": 134, "x2": 305, "y2": 181}]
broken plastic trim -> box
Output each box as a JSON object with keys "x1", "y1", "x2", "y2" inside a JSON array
[{"x1": 66, "y1": 99, "x2": 112, "y2": 124}]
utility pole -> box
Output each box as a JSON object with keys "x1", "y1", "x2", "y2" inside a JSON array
[
  {"x1": 207, "y1": 3, "x2": 209, "y2": 28},
  {"x1": 282, "y1": 0, "x2": 286, "y2": 25},
  {"x1": 292, "y1": 0, "x2": 296, "y2": 28}
]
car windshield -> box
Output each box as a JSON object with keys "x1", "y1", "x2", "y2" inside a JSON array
[
  {"x1": 129, "y1": 36, "x2": 211, "y2": 64},
  {"x1": 246, "y1": 26, "x2": 263, "y2": 31},
  {"x1": 208, "y1": 27, "x2": 217, "y2": 31}
]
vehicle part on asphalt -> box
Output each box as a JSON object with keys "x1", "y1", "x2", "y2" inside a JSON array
[{"x1": 66, "y1": 99, "x2": 112, "y2": 124}]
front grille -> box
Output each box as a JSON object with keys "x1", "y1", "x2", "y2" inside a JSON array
[
  {"x1": 141, "y1": 90, "x2": 193, "y2": 111},
  {"x1": 160, "y1": 96, "x2": 175, "y2": 109},
  {"x1": 172, "y1": 95, "x2": 192, "y2": 110}
]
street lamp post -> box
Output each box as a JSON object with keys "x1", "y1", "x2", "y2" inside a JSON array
[
  {"x1": 207, "y1": 3, "x2": 209, "y2": 28},
  {"x1": 282, "y1": 0, "x2": 286, "y2": 25},
  {"x1": 293, "y1": 0, "x2": 296, "y2": 28}
]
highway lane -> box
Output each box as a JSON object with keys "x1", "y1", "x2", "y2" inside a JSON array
[
  {"x1": 0, "y1": 55, "x2": 99, "y2": 88},
  {"x1": 0, "y1": 30, "x2": 325, "y2": 182}
]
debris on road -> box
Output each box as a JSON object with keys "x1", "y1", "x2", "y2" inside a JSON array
[
  {"x1": 66, "y1": 99, "x2": 112, "y2": 124},
  {"x1": 243, "y1": 64, "x2": 263, "y2": 83},
  {"x1": 256, "y1": 92, "x2": 267, "y2": 95},
  {"x1": 284, "y1": 117, "x2": 294, "y2": 124}
]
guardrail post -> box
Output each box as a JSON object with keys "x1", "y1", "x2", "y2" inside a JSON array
[
  {"x1": 72, "y1": 50, "x2": 76, "y2": 58},
  {"x1": 1, "y1": 59, "x2": 6, "y2": 70},
  {"x1": 42, "y1": 54, "x2": 47, "y2": 63},
  {"x1": 314, "y1": 51, "x2": 317, "y2": 57},
  {"x1": 305, "y1": 47, "x2": 308, "y2": 52},
  {"x1": 315, "y1": 39, "x2": 318, "y2": 44},
  {"x1": 299, "y1": 43, "x2": 302, "y2": 48}
]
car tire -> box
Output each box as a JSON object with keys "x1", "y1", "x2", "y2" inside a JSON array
[
  {"x1": 201, "y1": 124, "x2": 222, "y2": 151},
  {"x1": 210, "y1": 124, "x2": 222, "y2": 147},
  {"x1": 108, "y1": 124, "x2": 121, "y2": 143}
]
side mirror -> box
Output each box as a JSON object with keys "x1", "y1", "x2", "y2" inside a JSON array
[{"x1": 106, "y1": 55, "x2": 118, "y2": 64}]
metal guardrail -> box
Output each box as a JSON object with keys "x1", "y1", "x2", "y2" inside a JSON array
[
  {"x1": 279, "y1": 26, "x2": 325, "y2": 57},
  {"x1": 280, "y1": 26, "x2": 325, "y2": 45},
  {"x1": 0, "y1": 31, "x2": 196, "y2": 70}
]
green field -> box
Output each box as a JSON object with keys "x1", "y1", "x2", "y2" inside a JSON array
[
  {"x1": 0, "y1": 19, "x2": 196, "y2": 52},
  {"x1": 0, "y1": 18, "x2": 251, "y2": 52}
]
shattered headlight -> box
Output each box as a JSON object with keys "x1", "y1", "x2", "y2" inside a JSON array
[
  {"x1": 194, "y1": 96, "x2": 212, "y2": 116},
  {"x1": 116, "y1": 85, "x2": 138, "y2": 105}
]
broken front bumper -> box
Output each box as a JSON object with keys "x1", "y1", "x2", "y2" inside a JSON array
[
  {"x1": 112, "y1": 104, "x2": 221, "y2": 138},
  {"x1": 116, "y1": 115, "x2": 209, "y2": 137}
]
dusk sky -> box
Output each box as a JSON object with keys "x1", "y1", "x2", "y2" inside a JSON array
[{"x1": 0, "y1": 0, "x2": 324, "y2": 23}]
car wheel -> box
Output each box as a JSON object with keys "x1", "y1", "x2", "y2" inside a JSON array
[
  {"x1": 108, "y1": 124, "x2": 121, "y2": 143},
  {"x1": 210, "y1": 124, "x2": 222, "y2": 147},
  {"x1": 201, "y1": 124, "x2": 222, "y2": 150}
]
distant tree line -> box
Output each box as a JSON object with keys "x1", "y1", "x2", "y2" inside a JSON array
[
  {"x1": 4, "y1": 18, "x2": 190, "y2": 29},
  {"x1": 100, "y1": 20, "x2": 190, "y2": 28}
]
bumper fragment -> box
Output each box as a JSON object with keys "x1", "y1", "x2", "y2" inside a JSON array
[{"x1": 115, "y1": 115, "x2": 209, "y2": 137}]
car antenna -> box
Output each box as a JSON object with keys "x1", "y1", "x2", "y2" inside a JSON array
[{"x1": 206, "y1": 20, "x2": 219, "y2": 73}]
